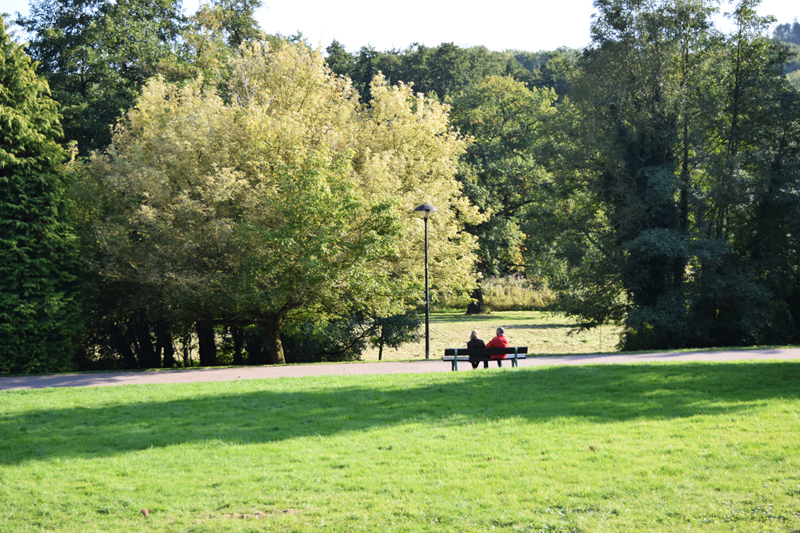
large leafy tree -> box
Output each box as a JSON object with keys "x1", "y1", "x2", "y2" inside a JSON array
[
  {"x1": 0, "y1": 17, "x2": 81, "y2": 373},
  {"x1": 449, "y1": 75, "x2": 558, "y2": 312},
  {"x1": 77, "y1": 42, "x2": 481, "y2": 365},
  {"x1": 550, "y1": 0, "x2": 800, "y2": 349},
  {"x1": 16, "y1": 0, "x2": 185, "y2": 154},
  {"x1": 163, "y1": 0, "x2": 265, "y2": 90}
]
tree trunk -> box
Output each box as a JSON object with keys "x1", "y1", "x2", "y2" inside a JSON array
[
  {"x1": 133, "y1": 312, "x2": 159, "y2": 368},
  {"x1": 261, "y1": 315, "x2": 286, "y2": 365},
  {"x1": 156, "y1": 321, "x2": 176, "y2": 368},
  {"x1": 378, "y1": 325, "x2": 385, "y2": 361},
  {"x1": 162, "y1": 336, "x2": 176, "y2": 368},
  {"x1": 231, "y1": 326, "x2": 245, "y2": 365},
  {"x1": 244, "y1": 334, "x2": 265, "y2": 365},
  {"x1": 466, "y1": 285, "x2": 485, "y2": 315},
  {"x1": 680, "y1": 121, "x2": 690, "y2": 233},
  {"x1": 109, "y1": 323, "x2": 138, "y2": 369},
  {"x1": 180, "y1": 329, "x2": 193, "y2": 366},
  {"x1": 196, "y1": 321, "x2": 217, "y2": 366}
]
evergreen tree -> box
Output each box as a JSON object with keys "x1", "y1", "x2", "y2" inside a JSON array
[{"x1": 0, "y1": 16, "x2": 81, "y2": 373}]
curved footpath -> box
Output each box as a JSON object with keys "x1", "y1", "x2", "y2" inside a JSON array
[{"x1": 1, "y1": 348, "x2": 799, "y2": 391}]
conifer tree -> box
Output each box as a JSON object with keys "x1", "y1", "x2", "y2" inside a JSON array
[{"x1": 0, "y1": 17, "x2": 81, "y2": 373}]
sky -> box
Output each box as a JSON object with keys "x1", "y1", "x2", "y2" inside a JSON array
[{"x1": 1, "y1": 0, "x2": 797, "y2": 53}]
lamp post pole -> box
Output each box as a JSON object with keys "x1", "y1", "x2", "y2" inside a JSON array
[
  {"x1": 414, "y1": 204, "x2": 437, "y2": 360},
  {"x1": 424, "y1": 215, "x2": 430, "y2": 359}
]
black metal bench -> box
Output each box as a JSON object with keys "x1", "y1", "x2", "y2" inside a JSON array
[{"x1": 442, "y1": 347, "x2": 528, "y2": 371}]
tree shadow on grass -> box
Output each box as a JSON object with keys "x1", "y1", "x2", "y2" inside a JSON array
[
  {"x1": 430, "y1": 313, "x2": 500, "y2": 324},
  {"x1": 2, "y1": 362, "x2": 799, "y2": 464},
  {"x1": 501, "y1": 323, "x2": 579, "y2": 330}
]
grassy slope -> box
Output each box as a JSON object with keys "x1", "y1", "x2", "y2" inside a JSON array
[
  {"x1": 1, "y1": 361, "x2": 799, "y2": 532},
  {"x1": 361, "y1": 310, "x2": 622, "y2": 361}
]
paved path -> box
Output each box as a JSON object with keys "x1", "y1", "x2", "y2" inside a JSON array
[{"x1": 1, "y1": 348, "x2": 799, "y2": 391}]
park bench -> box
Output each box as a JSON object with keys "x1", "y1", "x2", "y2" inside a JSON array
[{"x1": 442, "y1": 347, "x2": 528, "y2": 371}]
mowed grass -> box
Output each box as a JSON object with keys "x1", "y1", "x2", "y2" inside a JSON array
[
  {"x1": 2, "y1": 362, "x2": 799, "y2": 532},
  {"x1": 360, "y1": 310, "x2": 622, "y2": 361}
]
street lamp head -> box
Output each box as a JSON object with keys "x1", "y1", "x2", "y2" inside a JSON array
[{"x1": 414, "y1": 203, "x2": 437, "y2": 219}]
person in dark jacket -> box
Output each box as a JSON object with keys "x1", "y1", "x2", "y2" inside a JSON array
[{"x1": 467, "y1": 330, "x2": 487, "y2": 369}]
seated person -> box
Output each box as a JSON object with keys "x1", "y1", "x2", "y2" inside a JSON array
[
  {"x1": 485, "y1": 327, "x2": 509, "y2": 367},
  {"x1": 467, "y1": 330, "x2": 487, "y2": 369}
]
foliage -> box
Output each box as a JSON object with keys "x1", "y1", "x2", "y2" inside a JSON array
[
  {"x1": 16, "y1": 0, "x2": 270, "y2": 156},
  {"x1": 773, "y1": 21, "x2": 800, "y2": 89},
  {"x1": 330, "y1": 47, "x2": 580, "y2": 315},
  {"x1": 546, "y1": 0, "x2": 800, "y2": 350},
  {"x1": 2, "y1": 363, "x2": 799, "y2": 531},
  {"x1": 225, "y1": 310, "x2": 422, "y2": 363},
  {"x1": 436, "y1": 276, "x2": 556, "y2": 312},
  {"x1": 481, "y1": 275, "x2": 556, "y2": 312},
  {"x1": 511, "y1": 47, "x2": 580, "y2": 98},
  {"x1": 368, "y1": 310, "x2": 422, "y2": 360},
  {"x1": 12, "y1": 0, "x2": 800, "y2": 365},
  {"x1": 161, "y1": 0, "x2": 267, "y2": 93},
  {"x1": 450, "y1": 76, "x2": 558, "y2": 276},
  {"x1": 446, "y1": 75, "x2": 561, "y2": 313},
  {"x1": 324, "y1": 41, "x2": 577, "y2": 104},
  {"x1": 76, "y1": 42, "x2": 481, "y2": 365},
  {"x1": 0, "y1": 17, "x2": 82, "y2": 374},
  {"x1": 774, "y1": 19, "x2": 800, "y2": 45},
  {"x1": 15, "y1": 0, "x2": 186, "y2": 154}
]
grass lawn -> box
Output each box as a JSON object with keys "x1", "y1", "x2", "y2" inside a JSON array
[
  {"x1": 2, "y1": 361, "x2": 799, "y2": 532},
  {"x1": 360, "y1": 310, "x2": 622, "y2": 361}
]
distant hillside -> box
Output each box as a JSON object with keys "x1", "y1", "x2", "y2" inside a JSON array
[
  {"x1": 774, "y1": 20, "x2": 800, "y2": 88},
  {"x1": 324, "y1": 41, "x2": 580, "y2": 103}
]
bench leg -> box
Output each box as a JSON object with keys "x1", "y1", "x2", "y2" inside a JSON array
[{"x1": 497, "y1": 360, "x2": 502, "y2": 367}]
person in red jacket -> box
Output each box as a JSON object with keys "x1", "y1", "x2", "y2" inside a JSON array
[{"x1": 485, "y1": 327, "x2": 509, "y2": 367}]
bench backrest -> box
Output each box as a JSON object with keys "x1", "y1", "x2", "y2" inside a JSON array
[{"x1": 443, "y1": 347, "x2": 528, "y2": 356}]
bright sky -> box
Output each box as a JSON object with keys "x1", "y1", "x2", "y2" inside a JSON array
[{"x1": 1, "y1": 0, "x2": 797, "y2": 53}]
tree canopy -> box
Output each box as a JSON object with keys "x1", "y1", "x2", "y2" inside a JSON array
[
  {"x1": 15, "y1": 0, "x2": 186, "y2": 153},
  {"x1": 543, "y1": 0, "x2": 800, "y2": 349},
  {"x1": 76, "y1": 42, "x2": 481, "y2": 364},
  {"x1": 14, "y1": 0, "x2": 268, "y2": 155},
  {"x1": 4, "y1": 0, "x2": 800, "y2": 373},
  {"x1": 324, "y1": 41, "x2": 578, "y2": 104}
]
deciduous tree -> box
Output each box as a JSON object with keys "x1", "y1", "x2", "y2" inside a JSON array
[
  {"x1": 449, "y1": 75, "x2": 558, "y2": 312},
  {"x1": 78, "y1": 42, "x2": 481, "y2": 365},
  {"x1": 550, "y1": 0, "x2": 800, "y2": 349},
  {"x1": 16, "y1": 0, "x2": 185, "y2": 153}
]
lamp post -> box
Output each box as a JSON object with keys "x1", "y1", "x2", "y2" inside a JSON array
[{"x1": 414, "y1": 203, "x2": 437, "y2": 359}]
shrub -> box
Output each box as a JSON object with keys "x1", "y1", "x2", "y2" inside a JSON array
[{"x1": 436, "y1": 275, "x2": 556, "y2": 312}]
